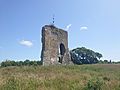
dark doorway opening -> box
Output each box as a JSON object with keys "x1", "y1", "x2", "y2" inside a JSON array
[{"x1": 58, "y1": 43, "x2": 65, "y2": 63}]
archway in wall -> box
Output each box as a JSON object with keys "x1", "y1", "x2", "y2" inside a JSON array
[{"x1": 58, "y1": 43, "x2": 66, "y2": 63}]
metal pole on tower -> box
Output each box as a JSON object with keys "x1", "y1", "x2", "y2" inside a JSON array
[{"x1": 52, "y1": 14, "x2": 55, "y2": 25}]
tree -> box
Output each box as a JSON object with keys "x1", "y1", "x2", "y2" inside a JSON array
[
  {"x1": 95, "y1": 52, "x2": 103, "y2": 60},
  {"x1": 104, "y1": 60, "x2": 109, "y2": 63},
  {"x1": 1, "y1": 60, "x2": 17, "y2": 67},
  {"x1": 70, "y1": 47, "x2": 103, "y2": 64},
  {"x1": 24, "y1": 59, "x2": 30, "y2": 66},
  {"x1": 17, "y1": 61, "x2": 24, "y2": 66}
]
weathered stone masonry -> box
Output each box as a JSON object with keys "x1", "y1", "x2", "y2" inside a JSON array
[{"x1": 41, "y1": 25, "x2": 72, "y2": 65}]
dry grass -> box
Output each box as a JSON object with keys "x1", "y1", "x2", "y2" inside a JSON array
[{"x1": 0, "y1": 64, "x2": 120, "y2": 90}]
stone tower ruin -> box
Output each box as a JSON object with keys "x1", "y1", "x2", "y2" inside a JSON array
[{"x1": 41, "y1": 25, "x2": 72, "y2": 65}]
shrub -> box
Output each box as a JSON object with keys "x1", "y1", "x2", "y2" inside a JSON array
[
  {"x1": 84, "y1": 78, "x2": 103, "y2": 90},
  {"x1": 103, "y1": 76, "x2": 110, "y2": 81}
]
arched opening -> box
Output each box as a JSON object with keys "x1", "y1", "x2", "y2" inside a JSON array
[
  {"x1": 60, "y1": 43, "x2": 65, "y2": 55},
  {"x1": 58, "y1": 43, "x2": 66, "y2": 63}
]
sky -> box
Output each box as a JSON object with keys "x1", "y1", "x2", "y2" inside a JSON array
[{"x1": 0, "y1": 0, "x2": 120, "y2": 61}]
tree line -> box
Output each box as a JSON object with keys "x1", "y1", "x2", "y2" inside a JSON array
[
  {"x1": 0, "y1": 60, "x2": 42, "y2": 67},
  {"x1": 0, "y1": 47, "x2": 120, "y2": 67}
]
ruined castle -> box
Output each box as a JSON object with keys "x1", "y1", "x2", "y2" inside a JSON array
[{"x1": 41, "y1": 25, "x2": 72, "y2": 65}]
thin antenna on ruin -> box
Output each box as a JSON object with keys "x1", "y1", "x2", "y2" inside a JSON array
[{"x1": 52, "y1": 14, "x2": 55, "y2": 25}]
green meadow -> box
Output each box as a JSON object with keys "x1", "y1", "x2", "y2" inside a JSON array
[{"x1": 0, "y1": 64, "x2": 120, "y2": 90}]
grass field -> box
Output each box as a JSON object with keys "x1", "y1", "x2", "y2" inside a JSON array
[{"x1": 0, "y1": 64, "x2": 120, "y2": 90}]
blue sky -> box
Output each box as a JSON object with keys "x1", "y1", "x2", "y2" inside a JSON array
[{"x1": 0, "y1": 0, "x2": 120, "y2": 61}]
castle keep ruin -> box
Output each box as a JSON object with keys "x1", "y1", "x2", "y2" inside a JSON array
[{"x1": 41, "y1": 25, "x2": 72, "y2": 65}]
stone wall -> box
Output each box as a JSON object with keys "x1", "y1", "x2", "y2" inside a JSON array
[{"x1": 41, "y1": 25, "x2": 72, "y2": 65}]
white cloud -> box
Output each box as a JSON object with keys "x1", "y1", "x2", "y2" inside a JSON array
[
  {"x1": 19, "y1": 40, "x2": 33, "y2": 47},
  {"x1": 80, "y1": 26, "x2": 88, "y2": 31},
  {"x1": 65, "y1": 24, "x2": 72, "y2": 30}
]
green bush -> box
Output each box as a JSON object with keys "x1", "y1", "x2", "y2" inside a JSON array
[
  {"x1": 103, "y1": 76, "x2": 110, "y2": 81},
  {"x1": 85, "y1": 78, "x2": 103, "y2": 90}
]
